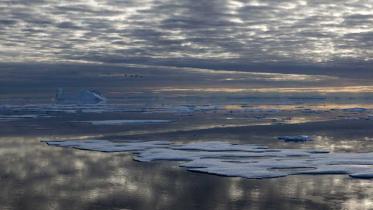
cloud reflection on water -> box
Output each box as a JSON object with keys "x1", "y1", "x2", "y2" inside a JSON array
[{"x1": 1, "y1": 137, "x2": 373, "y2": 210}]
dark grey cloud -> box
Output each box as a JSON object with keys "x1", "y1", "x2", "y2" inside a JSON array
[{"x1": 0, "y1": 0, "x2": 372, "y2": 69}]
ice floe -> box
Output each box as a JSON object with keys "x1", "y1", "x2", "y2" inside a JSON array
[
  {"x1": 278, "y1": 135, "x2": 312, "y2": 142},
  {"x1": 43, "y1": 140, "x2": 373, "y2": 179}
]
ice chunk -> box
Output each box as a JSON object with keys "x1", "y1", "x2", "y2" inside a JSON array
[{"x1": 278, "y1": 135, "x2": 312, "y2": 142}]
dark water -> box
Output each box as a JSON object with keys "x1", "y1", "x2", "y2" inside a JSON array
[{"x1": 1, "y1": 136, "x2": 372, "y2": 210}]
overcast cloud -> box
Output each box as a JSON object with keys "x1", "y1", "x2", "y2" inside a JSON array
[{"x1": 0, "y1": 0, "x2": 373, "y2": 69}]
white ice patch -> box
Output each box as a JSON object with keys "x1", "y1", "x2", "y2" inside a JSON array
[
  {"x1": 43, "y1": 140, "x2": 373, "y2": 179},
  {"x1": 78, "y1": 120, "x2": 172, "y2": 125}
]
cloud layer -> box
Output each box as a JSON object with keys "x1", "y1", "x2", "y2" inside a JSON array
[{"x1": 1, "y1": 0, "x2": 373, "y2": 67}]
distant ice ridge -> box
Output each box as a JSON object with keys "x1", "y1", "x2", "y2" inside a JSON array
[
  {"x1": 44, "y1": 140, "x2": 373, "y2": 179},
  {"x1": 78, "y1": 120, "x2": 172, "y2": 125},
  {"x1": 278, "y1": 135, "x2": 312, "y2": 142},
  {"x1": 0, "y1": 114, "x2": 52, "y2": 121},
  {"x1": 55, "y1": 88, "x2": 106, "y2": 105}
]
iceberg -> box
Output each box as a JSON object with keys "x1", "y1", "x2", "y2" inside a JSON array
[{"x1": 55, "y1": 88, "x2": 107, "y2": 104}]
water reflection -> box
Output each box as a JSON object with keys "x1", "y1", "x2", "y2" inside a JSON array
[
  {"x1": 159, "y1": 85, "x2": 373, "y2": 94},
  {"x1": 1, "y1": 137, "x2": 372, "y2": 210}
]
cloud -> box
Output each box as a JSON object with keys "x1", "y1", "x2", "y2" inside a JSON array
[{"x1": 0, "y1": 0, "x2": 372, "y2": 69}]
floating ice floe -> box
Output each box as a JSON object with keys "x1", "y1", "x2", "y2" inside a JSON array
[
  {"x1": 278, "y1": 135, "x2": 312, "y2": 142},
  {"x1": 78, "y1": 120, "x2": 172, "y2": 125},
  {"x1": 43, "y1": 140, "x2": 373, "y2": 179}
]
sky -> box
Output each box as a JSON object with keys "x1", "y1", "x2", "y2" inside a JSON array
[{"x1": 1, "y1": 0, "x2": 373, "y2": 71}]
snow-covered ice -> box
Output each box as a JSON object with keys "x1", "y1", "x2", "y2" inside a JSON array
[{"x1": 43, "y1": 140, "x2": 373, "y2": 179}]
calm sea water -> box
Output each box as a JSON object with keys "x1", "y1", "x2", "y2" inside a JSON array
[{"x1": 1, "y1": 129, "x2": 372, "y2": 210}]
